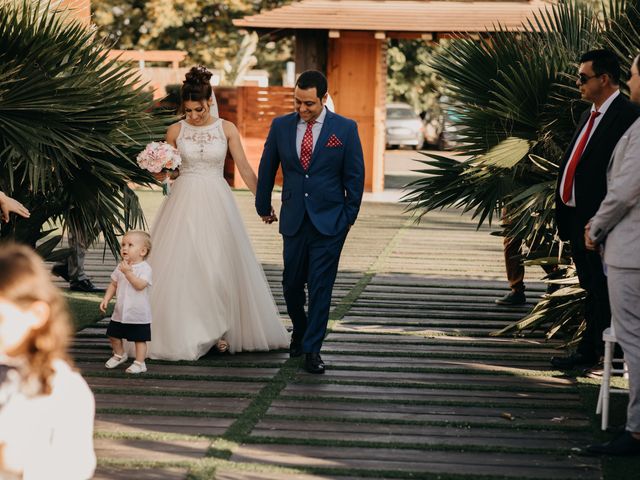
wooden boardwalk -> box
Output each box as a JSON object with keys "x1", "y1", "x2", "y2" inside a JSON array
[{"x1": 68, "y1": 191, "x2": 600, "y2": 479}]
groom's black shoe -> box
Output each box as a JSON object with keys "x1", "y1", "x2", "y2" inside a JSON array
[
  {"x1": 289, "y1": 340, "x2": 303, "y2": 358},
  {"x1": 304, "y1": 353, "x2": 325, "y2": 374}
]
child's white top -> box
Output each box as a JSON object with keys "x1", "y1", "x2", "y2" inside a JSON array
[
  {"x1": 0, "y1": 359, "x2": 96, "y2": 479},
  {"x1": 111, "y1": 260, "x2": 152, "y2": 325}
]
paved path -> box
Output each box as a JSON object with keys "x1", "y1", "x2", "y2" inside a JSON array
[{"x1": 69, "y1": 191, "x2": 599, "y2": 479}]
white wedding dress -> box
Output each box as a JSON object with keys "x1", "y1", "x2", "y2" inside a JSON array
[{"x1": 147, "y1": 119, "x2": 290, "y2": 360}]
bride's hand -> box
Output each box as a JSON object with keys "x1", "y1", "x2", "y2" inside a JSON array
[{"x1": 151, "y1": 171, "x2": 168, "y2": 182}]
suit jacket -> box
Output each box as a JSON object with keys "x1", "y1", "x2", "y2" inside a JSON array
[
  {"x1": 589, "y1": 117, "x2": 640, "y2": 268},
  {"x1": 555, "y1": 94, "x2": 640, "y2": 241},
  {"x1": 256, "y1": 108, "x2": 365, "y2": 237}
]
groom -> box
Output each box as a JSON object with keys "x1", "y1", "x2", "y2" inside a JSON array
[{"x1": 256, "y1": 70, "x2": 365, "y2": 374}]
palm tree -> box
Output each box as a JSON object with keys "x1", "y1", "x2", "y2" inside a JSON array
[
  {"x1": 404, "y1": 0, "x2": 640, "y2": 342},
  {"x1": 0, "y1": 0, "x2": 170, "y2": 258}
]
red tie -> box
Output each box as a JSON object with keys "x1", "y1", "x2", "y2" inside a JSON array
[
  {"x1": 561, "y1": 110, "x2": 601, "y2": 204},
  {"x1": 300, "y1": 120, "x2": 315, "y2": 171}
]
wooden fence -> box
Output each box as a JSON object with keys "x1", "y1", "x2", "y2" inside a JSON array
[{"x1": 216, "y1": 86, "x2": 294, "y2": 188}]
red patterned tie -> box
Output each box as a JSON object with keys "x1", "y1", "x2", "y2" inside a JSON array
[
  {"x1": 300, "y1": 120, "x2": 315, "y2": 171},
  {"x1": 561, "y1": 110, "x2": 600, "y2": 204}
]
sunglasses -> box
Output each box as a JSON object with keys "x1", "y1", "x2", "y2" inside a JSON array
[{"x1": 577, "y1": 73, "x2": 603, "y2": 85}]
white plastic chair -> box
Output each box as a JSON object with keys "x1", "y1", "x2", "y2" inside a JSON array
[{"x1": 596, "y1": 325, "x2": 629, "y2": 430}]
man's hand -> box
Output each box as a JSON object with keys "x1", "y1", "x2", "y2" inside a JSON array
[
  {"x1": 260, "y1": 207, "x2": 278, "y2": 224},
  {"x1": 584, "y1": 222, "x2": 598, "y2": 251},
  {"x1": 0, "y1": 192, "x2": 30, "y2": 223}
]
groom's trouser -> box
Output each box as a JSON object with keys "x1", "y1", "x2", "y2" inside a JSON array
[{"x1": 282, "y1": 215, "x2": 348, "y2": 353}]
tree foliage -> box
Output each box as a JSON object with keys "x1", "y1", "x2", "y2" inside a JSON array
[
  {"x1": 92, "y1": 0, "x2": 293, "y2": 83},
  {"x1": 0, "y1": 0, "x2": 170, "y2": 257},
  {"x1": 386, "y1": 39, "x2": 447, "y2": 115},
  {"x1": 404, "y1": 0, "x2": 640, "y2": 341}
]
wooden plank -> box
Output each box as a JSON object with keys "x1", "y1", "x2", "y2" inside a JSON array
[
  {"x1": 230, "y1": 444, "x2": 600, "y2": 479},
  {"x1": 266, "y1": 399, "x2": 587, "y2": 426},
  {"x1": 86, "y1": 377, "x2": 263, "y2": 395},
  {"x1": 280, "y1": 383, "x2": 582, "y2": 405},
  {"x1": 93, "y1": 467, "x2": 187, "y2": 480},
  {"x1": 95, "y1": 413, "x2": 232, "y2": 436},
  {"x1": 95, "y1": 438, "x2": 210, "y2": 462},
  {"x1": 325, "y1": 332, "x2": 550, "y2": 345},
  {"x1": 215, "y1": 469, "x2": 362, "y2": 480},
  {"x1": 296, "y1": 369, "x2": 574, "y2": 388},
  {"x1": 95, "y1": 394, "x2": 249, "y2": 414},
  {"x1": 321, "y1": 342, "x2": 560, "y2": 358},
  {"x1": 251, "y1": 419, "x2": 591, "y2": 449},
  {"x1": 77, "y1": 362, "x2": 278, "y2": 379}
]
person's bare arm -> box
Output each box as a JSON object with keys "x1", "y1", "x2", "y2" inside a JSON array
[
  {"x1": 223, "y1": 120, "x2": 258, "y2": 195},
  {"x1": 119, "y1": 262, "x2": 149, "y2": 291},
  {"x1": 0, "y1": 191, "x2": 30, "y2": 223},
  {"x1": 150, "y1": 123, "x2": 182, "y2": 182},
  {"x1": 99, "y1": 281, "x2": 117, "y2": 313}
]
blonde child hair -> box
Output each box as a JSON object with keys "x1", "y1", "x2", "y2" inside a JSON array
[
  {"x1": 125, "y1": 230, "x2": 152, "y2": 258},
  {"x1": 0, "y1": 243, "x2": 72, "y2": 395}
]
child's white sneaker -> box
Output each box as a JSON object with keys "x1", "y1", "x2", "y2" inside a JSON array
[
  {"x1": 105, "y1": 353, "x2": 128, "y2": 369},
  {"x1": 125, "y1": 361, "x2": 147, "y2": 374}
]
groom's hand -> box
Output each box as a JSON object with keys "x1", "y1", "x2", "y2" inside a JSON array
[{"x1": 260, "y1": 207, "x2": 278, "y2": 224}]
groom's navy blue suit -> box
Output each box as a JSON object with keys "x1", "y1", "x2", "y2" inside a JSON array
[{"x1": 256, "y1": 107, "x2": 365, "y2": 353}]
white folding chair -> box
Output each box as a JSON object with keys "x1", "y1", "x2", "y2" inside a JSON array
[{"x1": 596, "y1": 325, "x2": 629, "y2": 430}]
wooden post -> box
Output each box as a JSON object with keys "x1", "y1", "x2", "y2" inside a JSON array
[
  {"x1": 327, "y1": 31, "x2": 385, "y2": 192},
  {"x1": 295, "y1": 29, "x2": 328, "y2": 74}
]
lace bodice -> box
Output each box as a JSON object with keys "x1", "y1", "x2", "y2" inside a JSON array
[{"x1": 176, "y1": 119, "x2": 227, "y2": 176}]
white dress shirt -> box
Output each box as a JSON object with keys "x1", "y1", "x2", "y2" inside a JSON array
[{"x1": 111, "y1": 260, "x2": 153, "y2": 325}]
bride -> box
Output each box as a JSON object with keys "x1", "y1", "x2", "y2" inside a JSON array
[{"x1": 147, "y1": 65, "x2": 289, "y2": 361}]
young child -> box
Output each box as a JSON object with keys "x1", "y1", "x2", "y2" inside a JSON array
[
  {"x1": 0, "y1": 243, "x2": 96, "y2": 479},
  {"x1": 100, "y1": 230, "x2": 152, "y2": 374}
]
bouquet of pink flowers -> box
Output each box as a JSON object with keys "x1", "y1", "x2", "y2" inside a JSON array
[{"x1": 136, "y1": 141, "x2": 182, "y2": 195}]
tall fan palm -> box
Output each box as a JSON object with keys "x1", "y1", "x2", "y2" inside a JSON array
[
  {"x1": 0, "y1": 0, "x2": 170, "y2": 258},
  {"x1": 404, "y1": 0, "x2": 639, "y2": 342}
]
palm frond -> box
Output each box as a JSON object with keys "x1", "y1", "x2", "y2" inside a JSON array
[{"x1": 0, "y1": 0, "x2": 172, "y2": 256}]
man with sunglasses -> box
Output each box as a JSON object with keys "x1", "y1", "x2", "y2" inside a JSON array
[{"x1": 553, "y1": 49, "x2": 640, "y2": 371}]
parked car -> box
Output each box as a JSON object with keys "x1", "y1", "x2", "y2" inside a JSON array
[
  {"x1": 420, "y1": 106, "x2": 464, "y2": 150},
  {"x1": 441, "y1": 108, "x2": 464, "y2": 150},
  {"x1": 385, "y1": 102, "x2": 423, "y2": 149}
]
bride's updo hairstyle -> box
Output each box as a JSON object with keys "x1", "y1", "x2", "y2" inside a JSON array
[{"x1": 179, "y1": 65, "x2": 213, "y2": 113}]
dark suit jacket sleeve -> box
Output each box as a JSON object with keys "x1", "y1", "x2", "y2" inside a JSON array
[
  {"x1": 255, "y1": 120, "x2": 281, "y2": 217},
  {"x1": 342, "y1": 120, "x2": 365, "y2": 225}
]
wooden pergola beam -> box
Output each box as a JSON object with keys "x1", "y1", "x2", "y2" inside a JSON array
[{"x1": 106, "y1": 50, "x2": 188, "y2": 69}]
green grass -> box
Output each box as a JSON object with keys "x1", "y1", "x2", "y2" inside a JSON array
[{"x1": 65, "y1": 291, "x2": 106, "y2": 331}]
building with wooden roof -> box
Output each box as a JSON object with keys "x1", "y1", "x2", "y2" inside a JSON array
[
  {"x1": 235, "y1": 0, "x2": 549, "y2": 192},
  {"x1": 236, "y1": 0, "x2": 548, "y2": 35}
]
